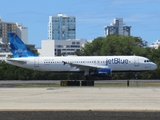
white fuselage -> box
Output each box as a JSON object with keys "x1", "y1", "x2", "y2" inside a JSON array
[{"x1": 5, "y1": 56, "x2": 157, "y2": 72}]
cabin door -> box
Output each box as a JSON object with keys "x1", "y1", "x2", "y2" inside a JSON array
[
  {"x1": 134, "y1": 57, "x2": 139, "y2": 67},
  {"x1": 34, "y1": 58, "x2": 39, "y2": 67}
]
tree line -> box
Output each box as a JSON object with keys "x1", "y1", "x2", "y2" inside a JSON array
[
  {"x1": 75, "y1": 35, "x2": 160, "y2": 79},
  {"x1": 1, "y1": 34, "x2": 160, "y2": 80}
]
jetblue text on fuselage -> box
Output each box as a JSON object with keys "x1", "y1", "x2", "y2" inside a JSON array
[{"x1": 106, "y1": 58, "x2": 129, "y2": 65}]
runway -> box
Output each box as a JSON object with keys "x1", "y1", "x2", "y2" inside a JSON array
[
  {"x1": 0, "y1": 87, "x2": 160, "y2": 111},
  {"x1": 0, "y1": 87, "x2": 160, "y2": 119}
]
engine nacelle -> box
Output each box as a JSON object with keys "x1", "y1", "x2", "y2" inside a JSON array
[{"x1": 91, "y1": 68, "x2": 112, "y2": 77}]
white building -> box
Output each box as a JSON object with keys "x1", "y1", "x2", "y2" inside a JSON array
[
  {"x1": 0, "y1": 52, "x2": 12, "y2": 60},
  {"x1": 104, "y1": 18, "x2": 131, "y2": 36},
  {"x1": 48, "y1": 13, "x2": 76, "y2": 40},
  {"x1": 38, "y1": 39, "x2": 86, "y2": 56},
  {"x1": 149, "y1": 39, "x2": 160, "y2": 49},
  {"x1": 16, "y1": 23, "x2": 28, "y2": 44}
]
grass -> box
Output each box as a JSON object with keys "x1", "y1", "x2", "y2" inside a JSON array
[
  {"x1": 11, "y1": 82, "x2": 160, "y2": 88},
  {"x1": 129, "y1": 82, "x2": 160, "y2": 87},
  {"x1": 1, "y1": 81, "x2": 160, "y2": 88},
  {"x1": 0, "y1": 83, "x2": 60, "y2": 88},
  {"x1": 95, "y1": 82, "x2": 160, "y2": 87}
]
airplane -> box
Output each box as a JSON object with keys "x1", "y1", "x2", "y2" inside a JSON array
[{"x1": 5, "y1": 33, "x2": 157, "y2": 80}]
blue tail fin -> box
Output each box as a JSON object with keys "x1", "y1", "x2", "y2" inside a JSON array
[{"x1": 8, "y1": 33, "x2": 36, "y2": 58}]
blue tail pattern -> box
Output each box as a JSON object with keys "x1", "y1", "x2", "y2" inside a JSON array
[{"x1": 8, "y1": 33, "x2": 36, "y2": 58}]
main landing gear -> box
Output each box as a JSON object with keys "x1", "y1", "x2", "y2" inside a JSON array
[
  {"x1": 81, "y1": 71, "x2": 94, "y2": 86},
  {"x1": 83, "y1": 71, "x2": 90, "y2": 80},
  {"x1": 135, "y1": 72, "x2": 138, "y2": 87},
  {"x1": 60, "y1": 71, "x2": 94, "y2": 86},
  {"x1": 127, "y1": 72, "x2": 139, "y2": 87}
]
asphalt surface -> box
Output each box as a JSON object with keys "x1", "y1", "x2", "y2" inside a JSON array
[
  {"x1": 0, "y1": 81, "x2": 160, "y2": 119},
  {"x1": 0, "y1": 111, "x2": 160, "y2": 120},
  {"x1": 1, "y1": 87, "x2": 160, "y2": 111}
]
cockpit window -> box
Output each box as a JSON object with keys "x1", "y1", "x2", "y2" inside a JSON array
[{"x1": 144, "y1": 60, "x2": 150, "y2": 62}]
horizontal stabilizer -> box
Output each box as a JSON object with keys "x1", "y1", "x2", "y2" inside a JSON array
[{"x1": 6, "y1": 58, "x2": 26, "y2": 64}]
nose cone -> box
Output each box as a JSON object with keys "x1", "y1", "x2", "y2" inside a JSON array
[{"x1": 152, "y1": 63, "x2": 157, "y2": 70}]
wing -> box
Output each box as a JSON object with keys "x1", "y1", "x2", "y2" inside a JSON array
[{"x1": 62, "y1": 61, "x2": 109, "y2": 71}]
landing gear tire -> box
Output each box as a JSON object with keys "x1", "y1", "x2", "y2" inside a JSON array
[{"x1": 83, "y1": 76, "x2": 89, "y2": 80}]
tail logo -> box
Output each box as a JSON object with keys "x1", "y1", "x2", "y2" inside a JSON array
[{"x1": 8, "y1": 33, "x2": 36, "y2": 58}]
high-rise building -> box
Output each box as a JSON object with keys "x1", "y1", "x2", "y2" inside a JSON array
[
  {"x1": 48, "y1": 13, "x2": 76, "y2": 40},
  {"x1": 0, "y1": 19, "x2": 28, "y2": 44},
  {"x1": 0, "y1": 17, "x2": 28, "y2": 60},
  {"x1": 0, "y1": 19, "x2": 16, "y2": 43},
  {"x1": 104, "y1": 18, "x2": 131, "y2": 36},
  {"x1": 38, "y1": 14, "x2": 85, "y2": 56}
]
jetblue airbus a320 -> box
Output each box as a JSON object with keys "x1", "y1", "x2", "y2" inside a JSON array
[{"x1": 6, "y1": 33, "x2": 157, "y2": 80}]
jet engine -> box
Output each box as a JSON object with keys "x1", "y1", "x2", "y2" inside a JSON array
[{"x1": 91, "y1": 68, "x2": 112, "y2": 77}]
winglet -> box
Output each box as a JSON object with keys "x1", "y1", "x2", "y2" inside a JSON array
[{"x1": 8, "y1": 33, "x2": 36, "y2": 58}]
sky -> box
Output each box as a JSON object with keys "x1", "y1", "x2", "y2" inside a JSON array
[{"x1": 0, "y1": 0, "x2": 160, "y2": 48}]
